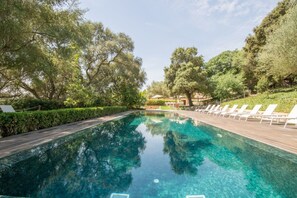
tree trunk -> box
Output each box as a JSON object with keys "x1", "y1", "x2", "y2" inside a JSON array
[{"x1": 185, "y1": 91, "x2": 193, "y2": 106}]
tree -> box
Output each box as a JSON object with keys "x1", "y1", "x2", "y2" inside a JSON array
[
  {"x1": 242, "y1": 0, "x2": 293, "y2": 91},
  {"x1": 65, "y1": 22, "x2": 146, "y2": 107},
  {"x1": 258, "y1": 4, "x2": 297, "y2": 86},
  {"x1": 205, "y1": 50, "x2": 246, "y2": 100},
  {"x1": 146, "y1": 81, "x2": 170, "y2": 98},
  {"x1": 211, "y1": 72, "x2": 246, "y2": 100},
  {"x1": 164, "y1": 47, "x2": 207, "y2": 106},
  {"x1": 206, "y1": 50, "x2": 244, "y2": 77},
  {"x1": 0, "y1": 0, "x2": 85, "y2": 99},
  {"x1": 0, "y1": 1, "x2": 146, "y2": 107}
]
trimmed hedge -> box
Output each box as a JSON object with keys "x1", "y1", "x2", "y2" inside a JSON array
[
  {"x1": 0, "y1": 106, "x2": 127, "y2": 137},
  {"x1": 146, "y1": 100, "x2": 165, "y2": 106}
]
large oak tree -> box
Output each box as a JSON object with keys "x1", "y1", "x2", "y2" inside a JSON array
[{"x1": 164, "y1": 47, "x2": 207, "y2": 106}]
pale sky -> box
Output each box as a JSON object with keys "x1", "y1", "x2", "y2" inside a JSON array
[{"x1": 79, "y1": 0, "x2": 280, "y2": 87}]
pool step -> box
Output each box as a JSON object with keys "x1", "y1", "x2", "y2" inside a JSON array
[
  {"x1": 110, "y1": 193, "x2": 130, "y2": 198},
  {"x1": 186, "y1": 195, "x2": 206, "y2": 198}
]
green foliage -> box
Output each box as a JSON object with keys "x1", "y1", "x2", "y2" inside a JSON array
[
  {"x1": 146, "y1": 100, "x2": 166, "y2": 106},
  {"x1": 255, "y1": 76, "x2": 270, "y2": 93},
  {"x1": 222, "y1": 91, "x2": 297, "y2": 113},
  {"x1": 0, "y1": 1, "x2": 146, "y2": 108},
  {"x1": 1, "y1": 98, "x2": 65, "y2": 111},
  {"x1": 259, "y1": 4, "x2": 297, "y2": 85},
  {"x1": 205, "y1": 50, "x2": 246, "y2": 100},
  {"x1": 0, "y1": 0, "x2": 85, "y2": 99},
  {"x1": 211, "y1": 72, "x2": 246, "y2": 100},
  {"x1": 164, "y1": 47, "x2": 208, "y2": 106},
  {"x1": 206, "y1": 50, "x2": 243, "y2": 77},
  {"x1": 115, "y1": 87, "x2": 147, "y2": 108},
  {"x1": 242, "y1": 0, "x2": 293, "y2": 90},
  {"x1": 0, "y1": 106, "x2": 128, "y2": 137},
  {"x1": 146, "y1": 81, "x2": 170, "y2": 98}
]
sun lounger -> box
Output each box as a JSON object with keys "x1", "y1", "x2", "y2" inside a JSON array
[
  {"x1": 195, "y1": 104, "x2": 211, "y2": 112},
  {"x1": 267, "y1": 104, "x2": 297, "y2": 127},
  {"x1": 202, "y1": 104, "x2": 216, "y2": 113},
  {"x1": 258, "y1": 104, "x2": 278, "y2": 123},
  {"x1": 238, "y1": 104, "x2": 262, "y2": 121},
  {"x1": 0, "y1": 105, "x2": 16, "y2": 113},
  {"x1": 207, "y1": 105, "x2": 220, "y2": 114},
  {"x1": 229, "y1": 104, "x2": 248, "y2": 118},
  {"x1": 220, "y1": 104, "x2": 238, "y2": 117},
  {"x1": 213, "y1": 105, "x2": 229, "y2": 116}
]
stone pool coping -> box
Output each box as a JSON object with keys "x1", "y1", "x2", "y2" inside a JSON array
[
  {"x1": 170, "y1": 110, "x2": 297, "y2": 155},
  {"x1": 0, "y1": 111, "x2": 136, "y2": 158}
]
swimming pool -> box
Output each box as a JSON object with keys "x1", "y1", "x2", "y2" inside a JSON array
[{"x1": 0, "y1": 112, "x2": 296, "y2": 197}]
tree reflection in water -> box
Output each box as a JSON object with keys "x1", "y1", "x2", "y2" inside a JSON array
[
  {"x1": 0, "y1": 116, "x2": 145, "y2": 198},
  {"x1": 144, "y1": 115, "x2": 212, "y2": 176},
  {"x1": 163, "y1": 130, "x2": 211, "y2": 175}
]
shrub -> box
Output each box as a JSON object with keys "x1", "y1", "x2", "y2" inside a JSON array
[
  {"x1": 146, "y1": 100, "x2": 165, "y2": 106},
  {"x1": 256, "y1": 77, "x2": 270, "y2": 93},
  {"x1": 1, "y1": 98, "x2": 65, "y2": 111},
  {"x1": 211, "y1": 72, "x2": 245, "y2": 100},
  {"x1": 0, "y1": 106, "x2": 127, "y2": 137}
]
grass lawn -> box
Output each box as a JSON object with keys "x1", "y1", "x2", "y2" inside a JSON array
[
  {"x1": 160, "y1": 106, "x2": 176, "y2": 110},
  {"x1": 222, "y1": 91, "x2": 297, "y2": 113}
]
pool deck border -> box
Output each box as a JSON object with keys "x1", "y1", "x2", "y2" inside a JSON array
[
  {"x1": 1, "y1": 109, "x2": 297, "y2": 159},
  {"x1": 0, "y1": 111, "x2": 136, "y2": 159},
  {"x1": 170, "y1": 110, "x2": 297, "y2": 155}
]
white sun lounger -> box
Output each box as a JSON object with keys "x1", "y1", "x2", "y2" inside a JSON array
[
  {"x1": 196, "y1": 104, "x2": 211, "y2": 112},
  {"x1": 238, "y1": 104, "x2": 262, "y2": 121},
  {"x1": 258, "y1": 104, "x2": 278, "y2": 123},
  {"x1": 220, "y1": 104, "x2": 238, "y2": 117},
  {"x1": 0, "y1": 105, "x2": 16, "y2": 113},
  {"x1": 267, "y1": 104, "x2": 297, "y2": 127},
  {"x1": 229, "y1": 104, "x2": 248, "y2": 118},
  {"x1": 207, "y1": 105, "x2": 220, "y2": 114},
  {"x1": 213, "y1": 105, "x2": 229, "y2": 116},
  {"x1": 202, "y1": 104, "x2": 216, "y2": 113}
]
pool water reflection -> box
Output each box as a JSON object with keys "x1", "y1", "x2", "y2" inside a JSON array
[{"x1": 0, "y1": 112, "x2": 296, "y2": 197}]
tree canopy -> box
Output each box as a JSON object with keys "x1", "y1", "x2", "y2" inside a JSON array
[
  {"x1": 206, "y1": 50, "x2": 246, "y2": 100},
  {"x1": 0, "y1": 0, "x2": 146, "y2": 107},
  {"x1": 258, "y1": 4, "x2": 297, "y2": 86},
  {"x1": 164, "y1": 47, "x2": 208, "y2": 106},
  {"x1": 146, "y1": 81, "x2": 170, "y2": 98},
  {"x1": 242, "y1": 0, "x2": 293, "y2": 91}
]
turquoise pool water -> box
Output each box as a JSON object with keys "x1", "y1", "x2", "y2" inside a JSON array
[{"x1": 0, "y1": 112, "x2": 297, "y2": 198}]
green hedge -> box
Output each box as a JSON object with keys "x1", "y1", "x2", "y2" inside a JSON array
[
  {"x1": 0, "y1": 106, "x2": 127, "y2": 137},
  {"x1": 146, "y1": 100, "x2": 165, "y2": 106}
]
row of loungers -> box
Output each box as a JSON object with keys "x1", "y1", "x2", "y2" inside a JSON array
[{"x1": 195, "y1": 104, "x2": 297, "y2": 128}]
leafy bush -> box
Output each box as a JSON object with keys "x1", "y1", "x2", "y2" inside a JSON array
[
  {"x1": 146, "y1": 100, "x2": 165, "y2": 106},
  {"x1": 211, "y1": 72, "x2": 246, "y2": 100},
  {"x1": 0, "y1": 106, "x2": 127, "y2": 137},
  {"x1": 255, "y1": 76, "x2": 270, "y2": 93},
  {"x1": 1, "y1": 98, "x2": 65, "y2": 111}
]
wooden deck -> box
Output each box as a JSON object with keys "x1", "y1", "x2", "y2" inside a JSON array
[{"x1": 173, "y1": 110, "x2": 297, "y2": 155}]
